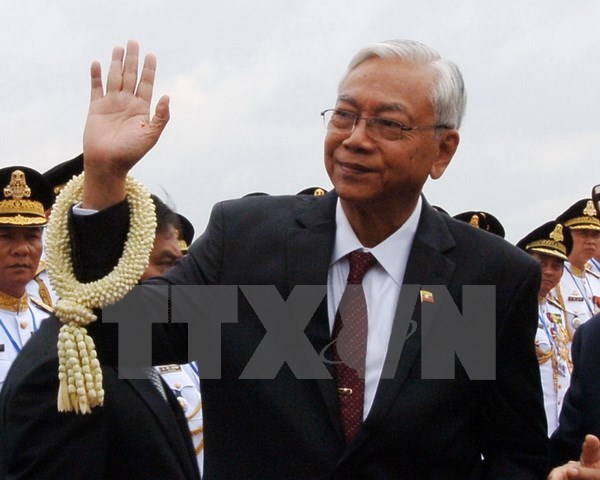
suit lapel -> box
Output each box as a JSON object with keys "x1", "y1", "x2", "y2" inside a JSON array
[
  {"x1": 354, "y1": 200, "x2": 457, "y2": 447},
  {"x1": 286, "y1": 195, "x2": 459, "y2": 450},
  {"x1": 286, "y1": 191, "x2": 345, "y2": 441},
  {"x1": 127, "y1": 377, "x2": 200, "y2": 480}
]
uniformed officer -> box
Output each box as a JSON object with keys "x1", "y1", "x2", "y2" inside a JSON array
[
  {"x1": 553, "y1": 199, "x2": 600, "y2": 338},
  {"x1": 453, "y1": 210, "x2": 506, "y2": 238},
  {"x1": 0, "y1": 166, "x2": 54, "y2": 390},
  {"x1": 24, "y1": 154, "x2": 84, "y2": 307},
  {"x1": 517, "y1": 221, "x2": 573, "y2": 435},
  {"x1": 144, "y1": 195, "x2": 204, "y2": 476}
]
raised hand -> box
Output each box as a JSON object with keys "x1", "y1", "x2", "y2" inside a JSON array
[{"x1": 82, "y1": 40, "x2": 170, "y2": 209}]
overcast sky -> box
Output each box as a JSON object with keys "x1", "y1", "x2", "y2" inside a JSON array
[{"x1": 1, "y1": 1, "x2": 598, "y2": 243}]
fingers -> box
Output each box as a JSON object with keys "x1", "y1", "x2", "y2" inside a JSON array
[
  {"x1": 106, "y1": 45, "x2": 126, "y2": 92},
  {"x1": 548, "y1": 463, "x2": 580, "y2": 480},
  {"x1": 152, "y1": 95, "x2": 171, "y2": 127},
  {"x1": 121, "y1": 40, "x2": 140, "y2": 93},
  {"x1": 96, "y1": 41, "x2": 156, "y2": 102},
  {"x1": 90, "y1": 61, "x2": 103, "y2": 101},
  {"x1": 136, "y1": 52, "x2": 157, "y2": 104},
  {"x1": 581, "y1": 435, "x2": 600, "y2": 467}
]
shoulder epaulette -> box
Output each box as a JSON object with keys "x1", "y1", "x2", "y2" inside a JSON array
[
  {"x1": 585, "y1": 267, "x2": 600, "y2": 279},
  {"x1": 32, "y1": 275, "x2": 54, "y2": 307},
  {"x1": 30, "y1": 296, "x2": 54, "y2": 314},
  {"x1": 548, "y1": 295, "x2": 578, "y2": 316}
]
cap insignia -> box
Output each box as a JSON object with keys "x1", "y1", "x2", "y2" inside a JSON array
[
  {"x1": 3, "y1": 170, "x2": 31, "y2": 201},
  {"x1": 469, "y1": 214, "x2": 480, "y2": 228},
  {"x1": 583, "y1": 200, "x2": 597, "y2": 217},
  {"x1": 549, "y1": 224, "x2": 564, "y2": 242}
]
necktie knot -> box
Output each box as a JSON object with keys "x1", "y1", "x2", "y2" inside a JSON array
[{"x1": 347, "y1": 251, "x2": 377, "y2": 284}]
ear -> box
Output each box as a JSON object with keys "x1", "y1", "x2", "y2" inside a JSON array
[{"x1": 430, "y1": 129, "x2": 460, "y2": 180}]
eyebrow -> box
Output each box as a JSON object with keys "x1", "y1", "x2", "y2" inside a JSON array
[{"x1": 336, "y1": 94, "x2": 409, "y2": 115}]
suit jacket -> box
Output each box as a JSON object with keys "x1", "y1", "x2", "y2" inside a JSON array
[
  {"x1": 66, "y1": 191, "x2": 547, "y2": 479},
  {"x1": 0, "y1": 316, "x2": 200, "y2": 480},
  {"x1": 0, "y1": 202, "x2": 201, "y2": 480},
  {"x1": 549, "y1": 312, "x2": 600, "y2": 467}
]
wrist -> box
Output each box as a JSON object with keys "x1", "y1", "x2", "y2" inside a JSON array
[{"x1": 81, "y1": 169, "x2": 127, "y2": 210}]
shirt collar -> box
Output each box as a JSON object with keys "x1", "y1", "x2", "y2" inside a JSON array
[{"x1": 332, "y1": 196, "x2": 422, "y2": 285}]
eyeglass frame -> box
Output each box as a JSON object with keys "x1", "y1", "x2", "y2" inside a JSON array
[{"x1": 320, "y1": 108, "x2": 453, "y2": 142}]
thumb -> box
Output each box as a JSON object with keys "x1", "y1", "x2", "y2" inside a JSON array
[{"x1": 581, "y1": 435, "x2": 600, "y2": 467}]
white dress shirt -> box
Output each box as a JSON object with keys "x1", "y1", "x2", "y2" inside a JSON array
[{"x1": 328, "y1": 197, "x2": 421, "y2": 418}]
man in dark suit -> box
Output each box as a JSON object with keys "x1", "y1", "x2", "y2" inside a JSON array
[
  {"x1": 2, "y1": 40, "x2": 548, "y2": 479},
  {"x1": 0, "y1": 318, "x2": 200, "y2": 479},
  {"x1": 0, "y1": 189, "x2": 200, "y2": 478}
]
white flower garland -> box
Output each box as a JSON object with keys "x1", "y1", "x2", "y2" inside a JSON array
[{"x1": 46, "y1": 173, "x2": 156, "y2": 414}]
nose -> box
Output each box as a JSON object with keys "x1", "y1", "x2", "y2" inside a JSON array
[
  {"x1": 343, "y1": 117, "x2": 375, "y2": 148},
  {"x1": 10, "y1": 241, "x2": 30, "y2": 257}
]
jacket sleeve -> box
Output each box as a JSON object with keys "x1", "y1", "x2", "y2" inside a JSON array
[{"x1": 482, "y1": 260, "x2": 550, "y2": 479}]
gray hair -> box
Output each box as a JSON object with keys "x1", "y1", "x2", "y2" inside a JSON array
[{"x1": 342, "y1": 39, "x2": 467, "y2": 129}]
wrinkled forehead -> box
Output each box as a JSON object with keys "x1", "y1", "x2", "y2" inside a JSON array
[{"x1": 337, "y1": 58, "x2": 437, "y2": 121}]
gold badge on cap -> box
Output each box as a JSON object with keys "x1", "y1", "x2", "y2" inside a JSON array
[
  {"x1": 583, "y1": 200, "x2": 598, "y2": 217},
  {"x1": 3, "y1": 170, "x2": 31, "y2": 201},
  {"x1": 0, "y1": 168, "x2": 48, "y2": 226},
  {"x1": 469, "y1": 214, "x2": 480, "y2": 228},
  {"x1": 549, "y1": 224, "x2": 564, "y2": 242}
]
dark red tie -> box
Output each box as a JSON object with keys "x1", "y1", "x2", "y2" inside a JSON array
[{"x1": 332, "y1": 250, "x2": 377, "y2": 442}]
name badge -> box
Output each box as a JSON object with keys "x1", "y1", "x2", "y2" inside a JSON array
[
  {"x1": 158, "y1": 364, "x2": 182, "y2": 374},
  {"x1": 568, "y1": 295, "x2": 584, "y2": 302}
]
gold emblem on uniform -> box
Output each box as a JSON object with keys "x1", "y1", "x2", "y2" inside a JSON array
[
  {"x1": 469, "y1": 214, "x2": 480, "y2": 228},
  {"x1": 0, "y1": 168, "x2": 48, "y2": 224},
  {"x1": 549, "y1": 224, "x2": 564, "y2": 242},
  {"x1": 583, "y1": 200, "x2": 597, "y2": 217},
  {"x1": 3, "y1": 170, "x2": 31, "y2": 201}
]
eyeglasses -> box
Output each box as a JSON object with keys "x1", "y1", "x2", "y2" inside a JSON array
[{"x1": 321, "y1": 108, "x2": 452, "y2": 142}]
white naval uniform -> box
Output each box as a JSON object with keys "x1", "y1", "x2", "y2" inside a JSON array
[
  {"x1": 536, "y1": 298, "x2": 572, "y2": 435},
  {"x1": 156, "y1": 362, "x2": 203, "y2": 477},
  {"x1": 590, "y1": 258, "x2": 600, "y2": 276},
  {"x1": 0, "y1": 294, "x2": 52, "y2": 391},
  {"x1": 553, "y1": 261, "x2": 600, "y2": 339}
]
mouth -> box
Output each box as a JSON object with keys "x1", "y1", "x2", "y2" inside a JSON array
[
  {"x1": 7, "y1": 264, "x2": 30, "y2": 271},
  {"x1": 337, "y1": 160, "x2": 375, "y2": 175}
]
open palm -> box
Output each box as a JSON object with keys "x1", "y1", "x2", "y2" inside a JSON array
[{"x1": 83, "y1": 40, "x2": 170, "y2": 179}]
